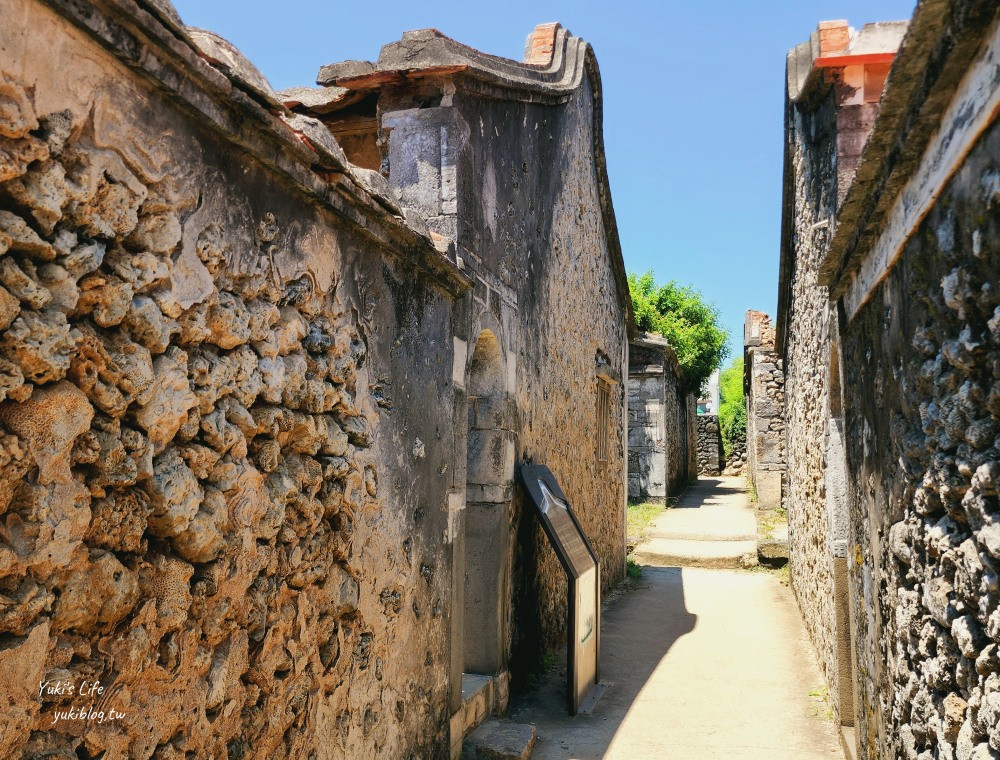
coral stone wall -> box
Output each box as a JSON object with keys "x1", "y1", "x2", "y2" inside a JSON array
[
  {"x1": 628, "y1": 371, "x2": 667, "y2": 501},
  {"x1": 783, "y1": 89, "x2": 842, "y2": 719},
  {"x1": 0, "y1": 2, "x2": 462, "y2": 757},
  {"x1": 723, "y1": 434, "x2": 746, "y2": 476},
  {"x1": 842, "y1": 116, "x2": 1000, "y2": 760}
]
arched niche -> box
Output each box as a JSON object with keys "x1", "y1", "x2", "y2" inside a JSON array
[{"x1": 462, "y1": 328, "x2": 514, "y2": 676}]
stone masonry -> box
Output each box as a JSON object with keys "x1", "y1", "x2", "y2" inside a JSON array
[
  {"x1": 0, "y1": 2, "x2": 632, "y2": 758},
  {"x1": 743, "y1": 310, "x2": 785, "y2": 507},
  {"x1": 696, "y1": 415, "x2": 722, "y2": 477},
  {"x1": 777, "y1": 4, "x2": 1000, "y2": 757},
  {"x1": 778, "y1": 19, "x2": 909, "y2": 736},
  {"x1": 628, "y1": 334, "x2": 696, "y2": 501}
]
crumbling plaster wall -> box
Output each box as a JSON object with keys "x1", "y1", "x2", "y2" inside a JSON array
[
  {"x1": 673, "y1": 392, "x2": 697, "y2": 496},
  {"x1": 451, "y1": 75, "x2": 628, "y2": 674},
  {"x1": 783, "y1": 85, "x2": 842, "y2": 721},
  {"x1": 0, "y1": 2, "x2": 462, "y2": 758},
  {"x1": 842, "y1": 111, "x2": 1000, "y2": 760}
]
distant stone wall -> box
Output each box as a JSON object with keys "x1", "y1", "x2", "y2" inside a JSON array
[
  {"x1": 628, "y1": 337, "x2": 693, "y2": 501},
  {"x1": 723, "y1": 433, "x2": 746, "y2": 476},
  {"x1": 686, "y1": 394, "x2": 698, "y2": 484},
  {"x1": 696, "y1": 415, "x2": 722, "y2": 476},
  {"x1": 628, "y1": 373, "x2": 666, "y2": 500},
  {"x1": 744, "y1": 311, "x2": 786, "y2": 507}
]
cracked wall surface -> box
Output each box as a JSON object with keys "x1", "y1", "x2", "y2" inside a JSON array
[
  {"x1": 0, "y1": 1, "x2": 464, "y2": 757},
  {"x1": 448, "y1": 73, "x2": 629, "y2": 679}
]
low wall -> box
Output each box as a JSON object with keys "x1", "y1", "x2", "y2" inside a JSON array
[
  {"x1": 696, "y1": 415, "x2": 722, "y2": 476},
  {"x1": 723, "y1": 433, "x2": 747, "y2": 475}
]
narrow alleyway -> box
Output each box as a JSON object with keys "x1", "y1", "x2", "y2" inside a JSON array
[{"x1": 509, "y1": 478, "x2": 842, "y2": 760}]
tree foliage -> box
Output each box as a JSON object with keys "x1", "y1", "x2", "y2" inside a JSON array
[
  {"x1": 718, "y1": 357, "x2": 746, "y2": 457},
  {"x1": 628, "y1": 271, "x2": 729, "y2": 394}
]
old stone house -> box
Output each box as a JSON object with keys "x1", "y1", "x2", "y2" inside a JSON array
[
  {"x1": 776, "y1": 2, "x2": 1000, "y2": 757},
  {"x1": 0, "y1": 0, "x2": 631, "y2": 757}
]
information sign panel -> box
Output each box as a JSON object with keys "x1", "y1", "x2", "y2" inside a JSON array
[{"x1": 520, "y1": 465, "x2": 602, "y2": 715}]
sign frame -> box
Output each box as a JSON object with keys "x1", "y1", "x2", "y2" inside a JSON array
[{"x1": 519, "y1": 464, "x2": 602, "y2": 715}]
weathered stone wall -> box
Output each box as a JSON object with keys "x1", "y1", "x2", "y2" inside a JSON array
[
  {"x1": 696, "y1": 415, "x2": 722, "y2": 476},
  {"x1": 722, "y1": 433, "x2": 746, "y2": 476},
  {"x1": 781, "y1": 77, "x2": 842, "y2": 722},
  {"x1": 627, "y1": 338, "x2": 691, "y2": 501},
  {"x1": 778, "y1": 6, "x2": 1000, "y2": 756},
  {"x1": 679, "y1": 396, "x2": 698, "y2": 494},
  {"x1": 744, "y1": 311, "x2": 786, "y2": 507},
  {"x1": 841, "y1": 82, "x2": 1000, "y2": 760},
  {"x1": 0, "y1": 2, "x2": 472, "y2": 758},
  {"x1": 450, "y1": 75, "x2": 629, "y2": 676}
]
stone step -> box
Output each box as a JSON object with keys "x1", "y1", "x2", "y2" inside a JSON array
[
  {"x1": 631, "y1": 537, "x2": 758, "y2": 569},
  {"x1": 646, "y1": 506, "x2": 757, "y2": 543},
  {"x1": 647, "y1": 526, "x2": 756, "y2": 541},
  {"x1": 462, "y1": 719, "x2": 537, "y2": 760},
  {"x1": 758, "y1": 537, "x2": 789, "y2": 562},
  {"x1": 450, "y1": 674, "x2": 499, "y2": 758}
]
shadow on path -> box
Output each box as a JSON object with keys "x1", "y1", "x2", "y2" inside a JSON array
[
  {"x1": 509, "y1": 567, "x2": 696, "y2": 760},
  {"x1": 671, "y1": 476, "x2": 744, "y2": 508},
  {"x1": 510, "y1": 477, "x2": 843, "y2": 760}
]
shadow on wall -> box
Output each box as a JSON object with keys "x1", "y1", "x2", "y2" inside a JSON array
[
  {"x1": 509, "y1": 567, "x2": 697, "y2": 758},
  {"x1": 509, "y1": 486, "x2": 543, "y2": 691}
]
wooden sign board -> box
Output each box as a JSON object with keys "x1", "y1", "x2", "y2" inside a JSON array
[{"x1": 520, "y1": 465, "x2": 602, "y2": 715}]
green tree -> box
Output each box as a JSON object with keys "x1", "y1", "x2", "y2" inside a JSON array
[
  {"x1": 718, "y1": 357, "x2": 746, "y2": 457},
  {"x1": 628, "y1": 270, "x2": 729, "y2": 393}
]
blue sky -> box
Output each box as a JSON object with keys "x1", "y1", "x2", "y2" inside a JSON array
[{"x1": 172, "y1": 0, "x2": 918, "y2": 359}]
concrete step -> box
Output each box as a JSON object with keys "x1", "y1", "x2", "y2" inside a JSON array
[
  {"x1": 462, "y1": 719, "x2": 537, "y2": 760},
  {"x1": 631, "y1": 537, "x2": 758, "y2": 569}
]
